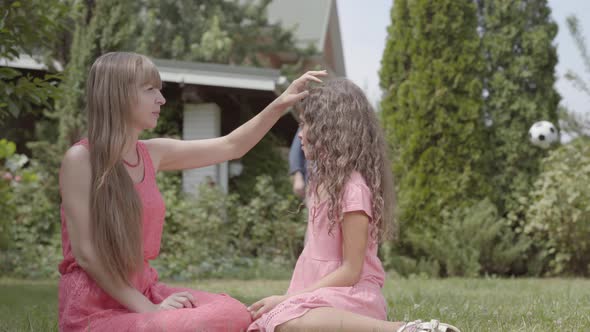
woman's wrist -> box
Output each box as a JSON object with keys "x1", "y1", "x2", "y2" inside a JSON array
[{"x1": 268, "y1": 98, "x2": 290, "y2": 115}]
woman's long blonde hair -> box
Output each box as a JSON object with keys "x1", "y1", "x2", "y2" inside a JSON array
[
  {"x1": 297, "y1": 78, "x2": 396, "y2": 243},
  {"x1": 86, "y1": 52, "x2": 161, "y2": 284}
]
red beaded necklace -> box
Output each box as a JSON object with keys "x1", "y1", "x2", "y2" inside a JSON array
[{"x1": 123, "y1": 144, "x2": 141, "y2": 168}]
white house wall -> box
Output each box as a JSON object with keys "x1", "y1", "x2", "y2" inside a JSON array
[{"x1": 182, "y1": 103, "x2": 228, "y2": 195}]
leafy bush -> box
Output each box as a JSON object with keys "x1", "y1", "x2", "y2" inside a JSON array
[
  {"x1": 390, "y1": 199, "x2": 530, "y2": 277},
  {"x1": 153, "y1": 173, "x2": 305, "y2": 280},
  {"x1": 0, "y1": 139, "x2": 61, "y2": 278},
  {"x1": 524, "y1": 138, "x2": 590, "y2": 276}
]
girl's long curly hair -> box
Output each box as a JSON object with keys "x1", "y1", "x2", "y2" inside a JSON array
[{"x1": 297, "y1": 78, "x2": 396, "y2": 243}]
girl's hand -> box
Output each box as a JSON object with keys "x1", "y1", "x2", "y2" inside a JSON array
[
  {"x1": 273, "y1": 70, "x2": 328, "y2": 111},
  {"x1": 247, "y1": 295, "x2": 288, "y2": 320},
  {"x1": 155, "y1": 292, "x2": 197, "y2": 310}
]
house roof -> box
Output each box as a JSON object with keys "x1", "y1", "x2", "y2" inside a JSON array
[
  {"x1": 267, "y1": 0, "x2": 346, "y2": 76},
  {"x1": 153, "y1": 58, "x2": 283, "y2": 92},
  {"x1": 1, "y1": 55, "x2": 284, "y2": 92},
  {"x1": 0, "y1": 54, "x2": 63, "y2": 71},
  {"x1": 267, "y1": 0, "x2": 332, "y2": 51}
]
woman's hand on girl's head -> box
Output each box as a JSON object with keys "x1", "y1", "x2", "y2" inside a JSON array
[
  {"x1": 274, "y1": 70, "x2": 328, "y2": 111},
  {"x1": 155, "y1": 292, "x2": 197, "y2": 311},
  {"x1": 247, "y1": 295, "x2": 288, "y2": 320}
]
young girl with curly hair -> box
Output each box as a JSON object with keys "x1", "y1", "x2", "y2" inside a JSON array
[{"x1": 247, "y1": 78, "x2": 460, "y2": 332}]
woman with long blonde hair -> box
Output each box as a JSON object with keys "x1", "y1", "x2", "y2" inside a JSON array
[
  {"x1": 58, "y1": 51, "x2": 325, "y2": 331},
  {"x1": 246, "y1": 79, "x2": 461, "y2": 332}
]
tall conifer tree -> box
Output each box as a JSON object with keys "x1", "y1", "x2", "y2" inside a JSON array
[{"x1": 380, "y1": 0, "x2": 489, "y2": 240}]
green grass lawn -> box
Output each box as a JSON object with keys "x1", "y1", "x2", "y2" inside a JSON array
[{"x1": 1, "y1": 277, "x2": 589, "y2": 331}]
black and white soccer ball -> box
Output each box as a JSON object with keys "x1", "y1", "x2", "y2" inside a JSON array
[{"x1": 528, "y1": 121, "x2": 559, "y2": 149}]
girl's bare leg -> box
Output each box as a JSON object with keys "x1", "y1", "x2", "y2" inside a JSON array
[{"x1": 276, "y1": 307, "x2": 404, "y2": 332}]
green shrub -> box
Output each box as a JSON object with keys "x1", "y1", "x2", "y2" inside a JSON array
[
  {"x1": 153, "y1": 173, "x2": 305, "y2": 280},
  {"x1": 524, "y1": 138, "x2": 590, "y2": 276},
  {"x1": 0, "y1": 139, "x2": 18, "y2": 250},
  {"x1": 0, "y1": 139, "x2": 61, "y2": 278},
  {"x1": 393, "y1": 199, "x2": 530, "y2": 277}
]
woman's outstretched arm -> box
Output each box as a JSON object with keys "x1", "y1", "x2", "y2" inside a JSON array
[{"x1": 146, "y1": 71, "x2": 327, "y2": 172}]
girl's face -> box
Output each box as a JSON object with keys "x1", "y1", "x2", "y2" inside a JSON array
[
  {"x1": 129, "y1": 83, "x2": 166, "y2": 130},
  {"x1": 298, "y1": 121, "x2": 311, "y2": 160}
]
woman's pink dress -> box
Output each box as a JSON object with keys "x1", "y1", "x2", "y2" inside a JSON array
[
  {"x1": 58, "y1": 139, "x2": 252, "y2": 331},
  {"x1": 248, "y1": 172, "x2": 388, "y2": 331}
]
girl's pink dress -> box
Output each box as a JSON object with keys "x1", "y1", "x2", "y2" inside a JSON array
[
  {"x1": 248, "y1": 172, "x2": 388, "y2": 331},
  {"x1": 58, "y1": 139, "x2": 252, "y2": 331}
]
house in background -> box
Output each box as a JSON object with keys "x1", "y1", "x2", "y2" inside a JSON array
[
  {"x1": 178, "y1": 0, "x2": 346, "y2": 195},
  {"x1": 0, "y1": 0, "x2": 346, "y2": 196},
  {"x1": 154, "y1": 59, "x2": 289, "y2": 195}
]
